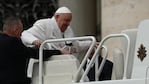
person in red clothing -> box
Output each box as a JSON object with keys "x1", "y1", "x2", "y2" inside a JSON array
[{"x1": 0, "y1": 16, "x2": 69, "y2": 84}]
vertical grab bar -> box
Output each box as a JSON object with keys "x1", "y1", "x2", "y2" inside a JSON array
[
  {"x1": 145, "y1": 66, "x2": 149, "y2": 84},
  {"x1": 80, "y1": 33, "x2": 130, "y2": 82},
  {"x1": 39, "y1": 36, "x2": 96, "y2": 84},
  {"x1": 95, "y1": 45, "x2": 108, "y2": 81}
]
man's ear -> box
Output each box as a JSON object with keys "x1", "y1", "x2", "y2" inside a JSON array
[
  {"x1": 11, "y1": 25, "x2": 19, "y2": 35},
  {"x1": 55, "y1": 15, "x2": 59, "y2": 20}
]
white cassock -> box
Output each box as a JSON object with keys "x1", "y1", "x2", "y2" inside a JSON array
[
  {"x1": 22, "y1": 7, "x2": 91, "y2": 78},
  {"x1": 21, "y1": 17, "x2": 91, "y2": 53}
]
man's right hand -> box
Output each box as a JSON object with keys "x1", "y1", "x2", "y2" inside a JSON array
[
  {"x1": 32, "y1": 40, "x2": 42, "y2": 48},
  {"x1": 60, "y1": 49, "x2": 71, "y2": 54}
]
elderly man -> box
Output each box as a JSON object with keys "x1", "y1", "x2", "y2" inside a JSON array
[
  {"x1": 21, "y1": 6, "x2": 91, "y2": 53},
  {"x1": 21, "y1": 7, "x2": 92, "y2": 81}
]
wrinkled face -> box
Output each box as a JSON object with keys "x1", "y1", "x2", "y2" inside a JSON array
[{"x1": 55, "y1": 13, "x2": 72, "y2": 32}]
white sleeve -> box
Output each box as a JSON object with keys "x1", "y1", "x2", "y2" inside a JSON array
[
  {"x1": 21, "y1": 30, "x2": 39, "y2": 46},
  {"x1": 65, "y1": 26, "x2": 91, "y2": 52},
  {"x1": 78, "y1": 40, "x2": 92, "y2": 52},
  {"x1": 65, "y1": 26, "x2": 74, "y2": 38}
]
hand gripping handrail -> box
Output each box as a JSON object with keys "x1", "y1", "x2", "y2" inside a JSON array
[
  {"x1": 39, "y1": 36, "x2": 96, "y2": 84},
  {"x1": 79, "y1": 33, "x2": 130, "y2": 82}
]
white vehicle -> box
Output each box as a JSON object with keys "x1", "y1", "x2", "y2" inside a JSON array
[{"x1": 31, "y1": 19, "x2": 149, "y2": 84}]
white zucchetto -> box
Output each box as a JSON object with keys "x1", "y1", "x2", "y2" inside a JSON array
[{"x1": 55, "y1": 7, "x2": 72, "y2": 14}]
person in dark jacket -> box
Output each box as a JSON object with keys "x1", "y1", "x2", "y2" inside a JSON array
[{"x1": 0, "y1": 16, "x2": 69, "y2": 84}]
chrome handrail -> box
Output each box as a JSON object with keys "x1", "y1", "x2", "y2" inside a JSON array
[
  {"x1": 95, "y1": 45, "x2": 108, "y2": 81},
  {"x1": 79, "y1": 33, "x2": 130, "y2": 82},
  {"x1": 39, "y1": 36, "x2": 96, "y2": 84},
  {"x1": 145, "y1": 66, "x2": 149, "y2": 84}
]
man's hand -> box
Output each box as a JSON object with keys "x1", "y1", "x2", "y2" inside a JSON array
[
  {"x1": 32, "y1": 40, "x2": 42, "y2": 48},
  {"x1": 60, "y1": 49, "x2": 71, "y2": 54}
]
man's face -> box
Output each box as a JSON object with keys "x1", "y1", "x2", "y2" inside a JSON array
[{"x1": 56, "y1": 13, "x2": 72, "y2": 32}]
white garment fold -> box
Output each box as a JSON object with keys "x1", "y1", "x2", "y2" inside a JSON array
[{"x1": 21, "y1": 17, "x2": 91, "y2": 52}]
